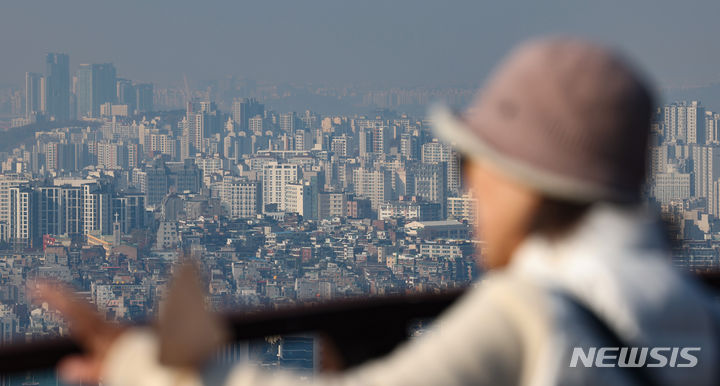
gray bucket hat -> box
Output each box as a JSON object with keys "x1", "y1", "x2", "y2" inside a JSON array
[{"x1": 430, "y1": 37, "x2": 653, "y2": 203}]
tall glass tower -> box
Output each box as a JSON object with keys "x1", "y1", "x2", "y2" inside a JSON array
[
  {"x1": 24, "y1": 72, "x2": 43, "y2": 119},
  {"x1": 45, "y1": 53, "x2": 70, "y2": 121},
  {"x1": 75, "y1": 63, "x2": 117, "y2": 118},
  {"x1": 76, "y1": 64, "x2": 93, "y2": 118}
]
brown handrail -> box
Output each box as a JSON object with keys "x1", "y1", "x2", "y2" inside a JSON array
[
  {"x1": 0, "y1": 289, "x2": 464, "y2": 374},
  {"x1": 1, "y1": 271, "x2": 718, "y2": 375}
]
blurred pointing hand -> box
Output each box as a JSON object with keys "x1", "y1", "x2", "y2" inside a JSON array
[{"x1": 32, "y1": 281, "x2": 125, "y2": 384}]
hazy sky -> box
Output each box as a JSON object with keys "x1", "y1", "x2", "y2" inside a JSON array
[{"x1": 2, "y1": 0, "x2": 720, "y2": 90}]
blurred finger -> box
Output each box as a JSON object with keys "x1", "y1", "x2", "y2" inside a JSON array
[
  {"x1": 31, "y1": 281, "x2": 108, "y2": 347},
  {"x1": 57, "y1": 355, "x2": 102, "y2": 384},
  {"x1": 318, "y1": 334, "x2": 345, "y2": 372}
]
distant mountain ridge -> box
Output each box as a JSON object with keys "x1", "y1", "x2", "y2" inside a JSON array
[{"x1": 0, "y1": 120, "x2": 100, "y2": 153}]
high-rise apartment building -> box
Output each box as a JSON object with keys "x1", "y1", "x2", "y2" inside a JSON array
[
  {"x1": 135, "y1": 161, "x2": 169, "y2": 207},
  {"x1": 705, "y1": 111, "x2": 720, "y2": 145},
  {"x1": 294, "y1": 130, "x2": 312, "y2": 151},
  {"x1": 653, "y1": 170, "x2": 692, "y2": 206},
  {"x1": 96, "y1": 142, "x2": 128, "y2": 169},
  {"x1": 186, "y1": 100, "x2": 221, "y2": 154},
  {"x1": 687, "y1": 101, "x2": 705, "y2": 144},
  {"x1": 358, "y1": 129, "x2": 372, "y2": 157},
  {"x1": 0, "y1": 176, "x2": 29, "y2": 230},
  {"x1": 249, "y1": 115, "x2": 263, "y2": 134},
  {"x1": 331, "y1": 135, "x2": 348, "y2": 157},
  {"x1": 284, "y1": 181, "x2": 312, "y2": 217},
  {"x1": 665, "y1": 101, "x2": 705, "y2": 144},
  {"x1": 262, "y1": 162, "x2": 300, "y2": 212},
  {"x1": 422, "y1": 139, "x2": 461, "y2": 194},
  {"x1": 400, "y1": 132, "x2": 420, "y2": 160},
  {"x1": 447, "y1": 192, "x2": 479, "y2": 225},
  {"x1": 279, "y1": 112, "x2": 295, "y2": 134},
  {"x1": 35, "y1": 186, "x2": 62, "y2": 237},
  {"x1": 648, "y1": 144, "x2": 670, "y2": 178},
  {"x1": 352, "y1": 168, "x2": 393, "y2": 210},
  {"x1": 166, "y1": 159, "x2": 202, "y2": 194},
  {"x1": 232, "y1": 98, "x2": 264, "y2": 131},
  {"x1": 82, "y1": 183, "x2": 112, "y2": 236},
  {"x1": 411, "y1": 162, "x2": 447, "y2": 217},
  {"x1": 219, "y1": 177, "x2": 261, "y2": 219},
  {"x1": 8, "y1": 187, "x2": 33, "y2": 246},
  {"x1": 372, "y1": 125, "x2": 390, "y2": 154},
  {"x1": 111, "y1": 194, "x2": 146, "y2": 234},
  {"x1": 60, "y1": 185, "x2": 84, "y2": 235},
  {"x1": 318, "y1": 192, "x2": 346, "y2": 220},
  {"x1": 692, "y1": 145, "x2": 720, "y2": 215}
]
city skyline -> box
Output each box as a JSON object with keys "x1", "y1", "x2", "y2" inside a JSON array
[
  {"x1": 0, "y1": 47, "x2": 719, "y2": 386},
  {"x1": 10, "y1": 44, "x2": 720, "y2": 130}
]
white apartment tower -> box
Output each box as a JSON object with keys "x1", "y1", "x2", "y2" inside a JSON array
[
  {"x1": 8, "y1": 187, "x2": 31, "y2": 245},
  {"x1": 692, "y1": 145, "x2": 720, "y2": 215},
  {"x1": 249, "y1": 115, "x2": 263, "y2": 135},
  {"x1": 652, "y1": 169, "x2": 692, "y2": 206},
  {"x1": 665, "y1": 101, "x2": 705, "y2": 144},
  {"x1": 352, "y1": 168, "x2": 393, "y2": 210},
  {"x1": 262, "y1": 162, "x2": 300, "y2": 212},
  {"x1": 219, "y1": 178, "x2": 261, "y2": 219},
  {"x1": 447, "y1": 192, "x2": 479, "y2": 225},
  {"x1": 422, "y1": 139, "x2": 461, "y2": 194},
  {"x1": 0, "y1": 175, "x2": 28, "y2": 230},
  {"x1": 284, "y1": 182, "x2": 313, "y2": 217}
]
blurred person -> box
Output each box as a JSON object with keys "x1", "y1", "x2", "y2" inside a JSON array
[{"x1": 37, "y1": 37, "x2": 720, "y2": 385}]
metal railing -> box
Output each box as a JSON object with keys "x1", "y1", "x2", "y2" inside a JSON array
[{"x1": 1, "y1": 271, "x2": 719, "y2": 375}]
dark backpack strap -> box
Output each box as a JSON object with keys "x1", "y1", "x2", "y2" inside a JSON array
[{"x1": 556, "y1": 292, "x2": 659, "y2": 386}]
